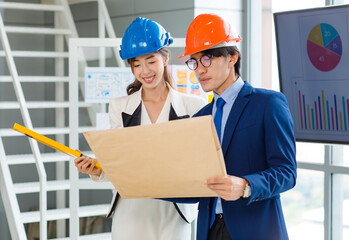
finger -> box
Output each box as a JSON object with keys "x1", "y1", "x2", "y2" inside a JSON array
[
  {"x1": 207, "y1": 181, "x2": 232, "y2": 187},
  {"x1": 217, "y1": 189, "x2": 242, "y2": 201},
  {"x1": 87, "y1": 159, "x2": 97, "y2": 174},
  {"x1": 208, "y1": 186, "x2": 232, "y2": 196},
  {"x1": 90, "y1": 159, "x2": 97, "y2": 168},
  {"x1": 76, "y1": 159, "x2": 85, "y2": 171},
  {"x1": 207, "y1": 183, "x2": 230, "y2": 192},
  {"x1": 207, "y1": 177, "x2": 231, "y2": 185},
  {"x1": 81, "y1": 158, "x2": 92, "y2": 171},
  {"x1": 209, "y1": 188, "x2": 232, "y2": 199},
  {"x1": 208, "y1": 184, "x2": 231, "y2": 192},
  {"x1": 76, "y1": 157, "x2": 89, "y2": 167},
  {"x1": 74, "y1": 157, "x2": 86, "y2": 166}
]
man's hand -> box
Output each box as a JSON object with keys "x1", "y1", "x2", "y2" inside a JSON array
[{"x1": 207, "y1": 175, "x2": 248, "y2": 201}]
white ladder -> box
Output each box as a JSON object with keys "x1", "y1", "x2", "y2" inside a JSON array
[{"x1": 0, "y1": 0, "x2": 121, "y2": 239}]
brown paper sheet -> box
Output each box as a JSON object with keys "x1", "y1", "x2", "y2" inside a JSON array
[{"x1": 83, "y1": 115, "x2": 226, "y2": 199}]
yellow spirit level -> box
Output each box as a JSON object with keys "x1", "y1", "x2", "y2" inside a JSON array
[{"x1": 12, "y1": 123, "x2": 102, "y2": 170}]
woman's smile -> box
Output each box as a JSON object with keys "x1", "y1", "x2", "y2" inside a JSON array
[{"x1": 143, "y1": 75, "x2": 156, "y2": 84}]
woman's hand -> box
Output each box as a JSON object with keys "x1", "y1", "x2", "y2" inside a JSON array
[{"x1": 74, "y1": 150, "x2": 102, "y2": 177}]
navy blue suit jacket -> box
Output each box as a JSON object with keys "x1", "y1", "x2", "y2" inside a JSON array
[{"x1": 170, "y1": 82, "x2": 297, "y2": 240}]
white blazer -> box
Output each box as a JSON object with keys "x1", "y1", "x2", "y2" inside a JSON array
[
  {"x1": 92, "y1": 85, "x2": 206, "y2": 225},
  {"x1": 108, "y1": 84, "x2": 206, "y2": 128}
]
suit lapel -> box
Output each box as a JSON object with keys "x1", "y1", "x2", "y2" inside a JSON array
[
  {"x1": 122, "y1": 101, "x2": 142, "y2": 127},
  {"x1": 169, "y1": 104, "x2": 189, "y2": 120},
  {"x1": 221, "y1": 82, "x2": 253, "y2": 155},
  {"x1": 167, "y1": 86, "x2": 191, "y2": 120}
]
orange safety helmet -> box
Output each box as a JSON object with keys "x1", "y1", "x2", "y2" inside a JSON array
[{"x1": 179, "y1": 14, "x2": 242, "y2": 58}]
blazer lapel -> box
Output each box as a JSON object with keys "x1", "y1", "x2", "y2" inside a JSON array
[
  {"x1": 122, "y1": 101, "x2": 142, "y2": 127},
  {"x1": 221, "y1": 82, "x2": 253, "y2": 155},
  {"x1": 169, "y1": 104, "x2": 189, "y2": 120}
]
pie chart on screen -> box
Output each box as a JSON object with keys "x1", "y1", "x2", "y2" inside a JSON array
[{"x1": 307, "y1": 23, "x2": 342, "y2": 72}]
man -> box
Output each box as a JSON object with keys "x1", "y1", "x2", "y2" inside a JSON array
[{"x1": 176, "y1": 14, "x2": 297, "y2": 240}]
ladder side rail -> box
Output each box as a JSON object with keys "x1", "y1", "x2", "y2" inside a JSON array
[
  {"x1": 57, "y1": 0, "x2": 79, "y2": 39},
  {"x1": 0, "y1": 137, "x2": 27, "y2": 240},
  {"x1": 68, "y1": 38, "x2": 122, "y2": 239},
  {"x1": 0, "y1": 12, "x2": 48, "y2": 240},
  {"x1": 97, "y1": 0, "x2": 125, "y2": 67},
  {"x1": 57, "y1": 0, "x2": 89, "y2": 66},
  {"x1": 98, "y1": 5, "x2": 107, "y2": 113},
  {"x1": 56, "y1": 6, "x2": 100, "y2": 239},
  {"x1": 69, "y1": 38, "x2": 80, "y2": 240},
  {"x1": 98, "y1": 5, "x2": 106, "y2": 68},
  {"x1": 57, "y1": 0, "x2": 101, "y2": 126},
  {"x1": 54, "y1": 11, "x2": 67, "y2": 238}
]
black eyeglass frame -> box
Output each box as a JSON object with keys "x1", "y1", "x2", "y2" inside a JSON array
[{"x1": 185, "y1": 54, "x2": 214, "y2": 71}]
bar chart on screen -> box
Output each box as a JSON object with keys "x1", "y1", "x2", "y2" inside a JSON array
[{"x1": 294, "y1": 80, "x2": 349, "y2": 141}]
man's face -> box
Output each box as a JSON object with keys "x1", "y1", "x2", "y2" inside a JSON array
[{"x1": 190, "y1": 52, "x2": 237, "y2": 95}]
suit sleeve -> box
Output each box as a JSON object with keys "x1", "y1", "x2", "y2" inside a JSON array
[{"x1": 243, "y1": 92, "x2": 297, "y2": 205}]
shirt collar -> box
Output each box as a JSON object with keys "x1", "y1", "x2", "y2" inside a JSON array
[{"x1": 213, "y1": 77, "x2": 244, "y2": 104}]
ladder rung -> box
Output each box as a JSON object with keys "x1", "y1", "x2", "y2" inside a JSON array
[
  {"x1": 52, "y1": 232, "x2": 112, "y2": 240},
  {"x1": 6, "y1": 151, "x2": 93, "y2": 165},
  {"x1": 6, "y1": 152, "x2": 70, "y2": 165},
  {"x1": 0, "y1": 51, "x2": 69, "y2": 58},
  {"x1": 79, "y1": 179, "x2": 113, "y2": 190},
  {"x1": 5, "y1": 26, "x2": 72, "y2": 35},
  {"x1": 21, "y1": 204, "x2": 109, "y2": 223},
  {"x1": 14, "y1": 180, "x2": 70, "y2": 194},
  {"x1": 68, "y1": 0, "x2": 96, "y2": 5},
  {"x1": 0, "y1": 2, "x2": 64, "y2": 11},
  {"x1": 14, "y1": 178, "x2": 113, "y2": 194},
  {"x1": 0, "y1": 126, "x2": 95, "y2": 137},
  {"x1": 0, "y1": 76, "x2": 73, "y2": 83},
  {"x1": 0, "y1": 101, "x2": 93, "y2": 109}
]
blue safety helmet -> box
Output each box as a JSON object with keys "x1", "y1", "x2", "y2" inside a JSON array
[{"x1": 119, "y1": 17, "x2": 173, "y2": 60}]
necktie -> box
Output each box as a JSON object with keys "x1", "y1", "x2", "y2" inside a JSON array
[
  {"x1": 214, "y1": 97, "x2": 225, "y2": 142},
  {"x1": 210, "y1": 97, "x2": 225, "y2": 228}
]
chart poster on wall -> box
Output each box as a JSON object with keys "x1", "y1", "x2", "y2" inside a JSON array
[
  {"x1": 170, "y1": 65, "x2": 209, "y2": 102},
  {"x1": 275, "y1": 5, "x2": 349, "y2": 144},
  {"x1": 85, "y1": 67, "x2": 134, "y2": 103}
]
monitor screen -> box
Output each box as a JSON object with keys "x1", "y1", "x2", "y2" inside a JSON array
[{"x1": 274, "y1": 5, "x2": 349, "y2": 144}]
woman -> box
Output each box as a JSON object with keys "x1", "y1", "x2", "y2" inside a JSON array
[{"x1": 74, "y1": 17, "x2": 205, "y2": 240}]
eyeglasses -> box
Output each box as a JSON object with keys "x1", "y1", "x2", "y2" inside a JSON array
[{"x1": 185, "y1": 55, "x2": 214, "y2": 71}]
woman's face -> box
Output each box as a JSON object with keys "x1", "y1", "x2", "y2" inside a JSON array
[{"x1": 131, "y1": 52, "x2": 168, "y2": 90}]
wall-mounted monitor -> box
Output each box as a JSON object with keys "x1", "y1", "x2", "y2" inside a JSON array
[{"x1": 275, "y1": 5, "x2": 349, "y2": 144}]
